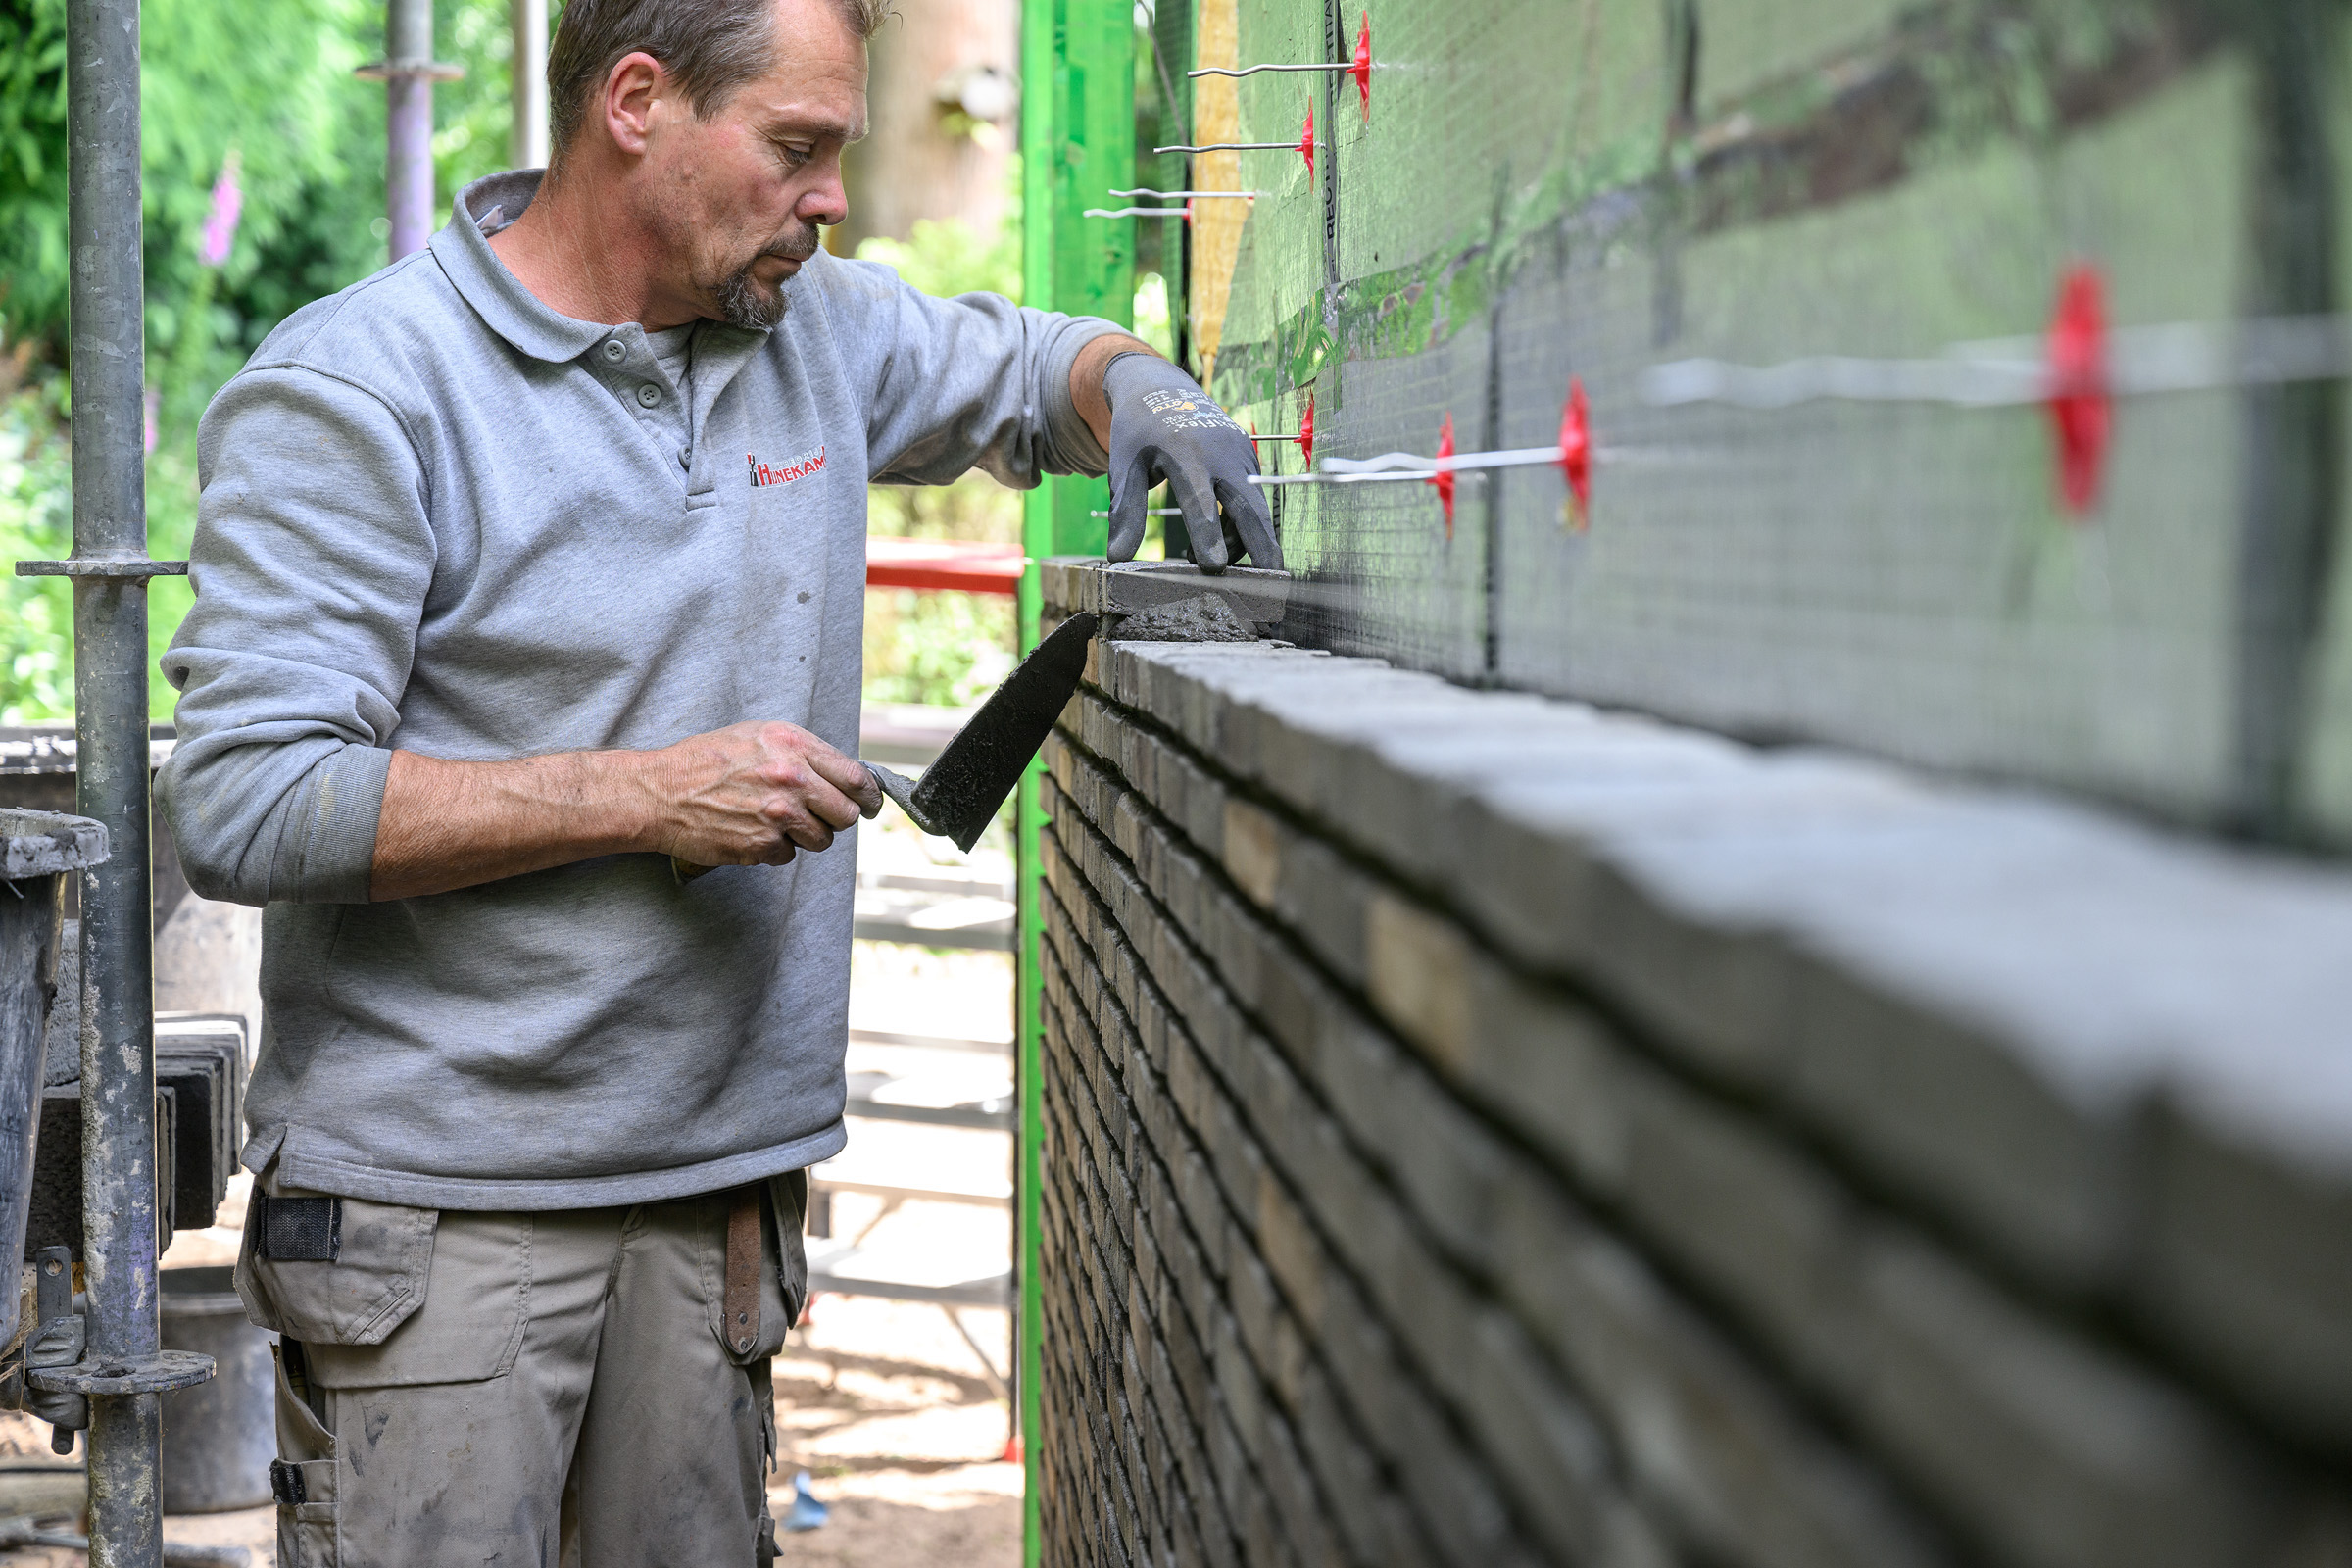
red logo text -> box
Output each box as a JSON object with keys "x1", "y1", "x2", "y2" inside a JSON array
[{"x1": 748, "y1": 446, "x2": 825, "y2": 488}]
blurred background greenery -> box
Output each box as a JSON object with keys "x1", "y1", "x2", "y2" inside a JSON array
[{"x1": 0, "y1": 0, "x2": 1173, "y2": 721}]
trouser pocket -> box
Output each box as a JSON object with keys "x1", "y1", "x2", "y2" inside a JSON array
[
  {"x1": 271, "y1": 1342, "x2": 339, "y2": 1568},
  {"x1": 238, "y1": 1188, "x2": 532, "y2": 1391},
  {"x1": 769, "y1": 1169, "x2": 809, "y2": 1332},
  {"x1": 236, "y1": 1186, "x2": 438, "y2": 1348}
]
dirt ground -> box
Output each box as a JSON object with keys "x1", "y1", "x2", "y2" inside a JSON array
[
  {"x1": 792, "y1": 912, "x2": 1023, "y2": 1568},
  {"x1": 769, "y1": 1290, "x2": 1023, "y2": 1567}
]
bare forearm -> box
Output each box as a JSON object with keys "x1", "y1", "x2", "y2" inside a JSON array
[
  {"x1": 1071, "y1": 332, "x2": 1157, "y2": 454},
  {"x1": 370, "y1": 748, "x2": 656, "y2": 901},
  {"x1": 369, "y1": 721, "x2": 883, "y2": 901}
]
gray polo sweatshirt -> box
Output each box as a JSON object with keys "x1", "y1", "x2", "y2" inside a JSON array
[{"x1": 158, "y1": 171, "x2": 1117, "y2": 1209}]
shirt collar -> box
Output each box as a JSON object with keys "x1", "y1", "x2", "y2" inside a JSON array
[{"x1": 429, "y1": 170, "x2": 781, "y2": 366}]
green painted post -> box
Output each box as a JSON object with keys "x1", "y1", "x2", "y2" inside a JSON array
[{"x1": 1018, "y1": 0, "x2": 1133, "y2": 1561}]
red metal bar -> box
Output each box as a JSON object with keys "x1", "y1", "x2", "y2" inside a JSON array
[{"x1": 865, "y1": 537, "x2": 1026, "y2": 595}]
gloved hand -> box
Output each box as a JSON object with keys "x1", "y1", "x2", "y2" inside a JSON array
[{"x1": 1103, "y1": 352, "x2": 1282, "y2": 573}]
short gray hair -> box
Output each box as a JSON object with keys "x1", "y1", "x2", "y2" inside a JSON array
[{"x1": 547, "y1": 0, "x2": 892, "y2": 166}]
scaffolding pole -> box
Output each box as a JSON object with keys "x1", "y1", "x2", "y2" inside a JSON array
[
  {"x1": 511, "y1": 0, "x2": 549, "y2": 171},
  {"x1": 387, "y1": 0, "x2": 434, "y2": 255},
  {"x1": 362, "y1": 0, "x2": 462, "y2": 257},
  {"x1": 58, "y1": 0, "x2": 212, "y2": 1561}
]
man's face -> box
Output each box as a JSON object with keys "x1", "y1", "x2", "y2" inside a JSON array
[{"x1": 635, "y1": 0, "x2": 867, "y2": 329}]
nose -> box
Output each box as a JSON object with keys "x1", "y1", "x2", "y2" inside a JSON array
[{"x1": 798, "y1": 155, "x2": 850, "y2": 230}]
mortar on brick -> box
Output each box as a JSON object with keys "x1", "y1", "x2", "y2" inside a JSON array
[{"x1": 1114, "y1": 595, "x2": 1262, "y2": 643}]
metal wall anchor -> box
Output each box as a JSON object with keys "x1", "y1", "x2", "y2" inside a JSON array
[{"x1": 1190, "y1": 13, "x2": 1374, "y2": 121}]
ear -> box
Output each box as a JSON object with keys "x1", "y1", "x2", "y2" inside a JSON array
[{"x1": 601, "y1": 51, "x2": 667, "y2": 158}]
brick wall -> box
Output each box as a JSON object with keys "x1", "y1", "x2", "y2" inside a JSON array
[{"x1": 1032, "y1": 566, "x2": 2352, "y2": 1568}]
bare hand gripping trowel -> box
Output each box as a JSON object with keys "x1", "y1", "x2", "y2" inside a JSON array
[{"x1": 671, "y1": 612, "x2": 1099, "y2": 881}]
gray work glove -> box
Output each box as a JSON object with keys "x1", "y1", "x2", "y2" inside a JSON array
[{"x1": 1103, "y1": 352, "x2": 1282, "y2": 573}]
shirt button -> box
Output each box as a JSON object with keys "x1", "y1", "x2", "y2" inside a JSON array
[
  {"x1": 635, "y1": 383, "x2": 662, "y2": 407},
  {"x1": 600, "y1": 339, "x2": 626, "y2": 363},
  {"x1": 676, "y1": 446, "x2": 692, "y2": 468}
]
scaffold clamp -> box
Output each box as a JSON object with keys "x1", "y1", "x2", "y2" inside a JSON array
[{"x1": 28, "y1": 1349, "x2": 217, "y2": 1397}]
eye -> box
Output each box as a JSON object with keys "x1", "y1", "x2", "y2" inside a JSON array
[{"x1": 774, "y1": 140, "x2": 814, "y2": 169}]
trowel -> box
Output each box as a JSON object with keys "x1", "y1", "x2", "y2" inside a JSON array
[
  {"x1": 862, "y1": 610, "x2": 1099, "y2": 850},
  {"x1": 671, "y1": 612, "x2": 1099, "y2": 881}
]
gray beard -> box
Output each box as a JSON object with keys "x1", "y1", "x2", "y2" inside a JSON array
[
  {"x1": 709, "y1": 229, "x2": 820, "y2": 331},
  {"x1": 713, "y1": 263, "x2": 789, "y2": 331}
]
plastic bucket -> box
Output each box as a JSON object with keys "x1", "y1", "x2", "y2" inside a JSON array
[{"x1": 160, "y1": 1265, "x2": 274, "y2": 1512}]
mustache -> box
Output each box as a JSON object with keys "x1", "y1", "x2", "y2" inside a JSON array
[{"x1": 757, "y1": 227, "x2": 822, "y2": 265}]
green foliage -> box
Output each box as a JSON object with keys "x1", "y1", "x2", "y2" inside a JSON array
[
  {"x1": 0, "y1": 0, "x2": 69, "y2": 343},
  {"x1": 0, "y1": 379, "x2": 73, "y2": 722},
  {"x1": 0, "y1": 0, "x2": 545, "y2": 720},
  {"x1": 0, "y1": 0, "x2": 373, "y2": 375},
  {"x1": 0, "y1": 0, "x2": 543, "y2": 389},
  {"x1": 862, "y1": 467, "x2": 1022, "y2": 709},
  {"x1": 862, "y1": 586, "x2": 1016, "y2": 709},
  {"x1": 854, "y1": 183, "x2": 1027, "y2": 708},
  {"x1": 1134, "y1": 271, "x2": 1172, "y2": 359},
  {"x1": 853, "y1": 212, "x2": 1023, "y2": 305}
]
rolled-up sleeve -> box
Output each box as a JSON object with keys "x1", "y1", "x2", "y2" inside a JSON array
[
  {"x1": 157, "y1": 368, "x2": 434, "y2": 906},
  {"x1": 820, "y1": 257, "x2": 1122, "y2": 487}
]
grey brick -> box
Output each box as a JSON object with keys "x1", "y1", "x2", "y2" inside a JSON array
[
  {"x1": 1109, "y1": 646, "x2": 2352, "y2": 1416},
  {"x1": 1486, "y1": 1123, "x2": 1947, "y2": 1568},
  {"x1": 1463, "y1": 1301, "x2": 1621, "y2": 1563},
  {"x1": 1225, "y1": 1250, "x2": 1292, "y2": 1404},
  {"x1": 1850, "y1": 1227, "x2": 2307, "y2": 1568},
  {"x1": 1250, "y1": 1164, "x2": 1329, "y2": 1336},
  {"x1": 2133, "y1": 1104, "x2": 2352, "y2": 1453},
  {"x1": 1221, "y1": 794, "x2": 1283, "y2": 907},
  {"x1": 1250, "y1": 1402, "x2": 1349, "y2": 1568},
  {"x1": 1792, "y1": 950, "x2": 2134, "y2": 1297},
  {"x1": 1306, "y1": 1274, "x2": 1525, "y2": 1568},
  {"x1": 1615, "y1": 1056, "x2": 1863, "y2": 1390},
  {"x1": 1287, "y1": 1365, "x2": 1395, "y2": 1566},
  {"x1": 1055, "y1": 751, "x2": 1775, "y2": 1557}
]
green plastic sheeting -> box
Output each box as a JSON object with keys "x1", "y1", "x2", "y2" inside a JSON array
[{"x1": 1018, "y1": 0, "x2": 1129, "y2": 1561}]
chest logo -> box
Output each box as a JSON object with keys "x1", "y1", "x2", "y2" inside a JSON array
[{"x1": 748, "y1": 446, "x2": 826, "y2": 488}]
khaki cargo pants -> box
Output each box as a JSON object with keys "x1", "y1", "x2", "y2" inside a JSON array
[{"x1": 235, "y1": 1173, "x2": 807, "y2": 1568}]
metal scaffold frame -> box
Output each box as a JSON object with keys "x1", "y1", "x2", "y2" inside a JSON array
[
  {"x1": 42, "y1": 1, "x2": 219, "y2": 1561},
  {"x1": 1017, "y1": 0, "x2": 1132, "y2": 1559}
]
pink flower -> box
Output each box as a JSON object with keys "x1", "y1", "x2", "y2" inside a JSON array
[{"x1": 199, "y1": 151, "x2": 242, "y2": 268}]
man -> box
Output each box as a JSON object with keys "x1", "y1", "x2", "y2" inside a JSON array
[{"x1": 155, "y1": 0, "x2": 1274, "y2": 1558}]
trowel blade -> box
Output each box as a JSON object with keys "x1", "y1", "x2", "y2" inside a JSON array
[{"x1": 873, "y1": 612, "x2": 1099, "y2": 852}]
